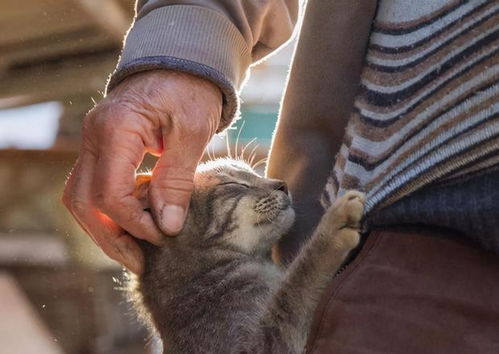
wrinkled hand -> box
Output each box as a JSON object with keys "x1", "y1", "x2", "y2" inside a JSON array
[{"x1": 63, "y1": 70, "x2": 222, "y2": 274}]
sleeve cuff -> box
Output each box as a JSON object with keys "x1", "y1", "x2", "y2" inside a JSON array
[{"x1": 107, "y1": 5, "x2": 252, "y2": 132}]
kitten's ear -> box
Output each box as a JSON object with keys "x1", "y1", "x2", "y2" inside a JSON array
[{"x1": 134, "y1": 174, "x2": 152, "y2": 209}]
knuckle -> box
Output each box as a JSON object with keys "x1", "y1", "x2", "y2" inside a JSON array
[
  {"x1": 128, "y1": 207, "x2": 144, "y2": 224},
  {"x1": 150, "y1": 183, "x2": 193, "y2": 207},
  {"x1": 81, "y1": 113, "x2": 95, "y2": 136},
  {"x1": 94, "y1": 193, "x2": 142, "y2": 223},
  {"x1": 151, "y1": 167, "x2": 195, "y2": 193},
  {"x1": 82, "y1": 112, "x2": 93, "y2": 127},
  {"x1": 70, "y1": 198, "x2": 89, "y2": 216},
  {"x1": 93, "y1": 103, "x2": 128, "y2": 130}
]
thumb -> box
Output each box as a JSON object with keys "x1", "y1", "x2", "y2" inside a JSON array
[{"x1": 149, "y1": 124, "x2": 209, "y2": 235}]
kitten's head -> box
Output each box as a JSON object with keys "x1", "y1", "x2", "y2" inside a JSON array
[{"x1": 136, "y1": 159, "x2": 295, "y2": 256}]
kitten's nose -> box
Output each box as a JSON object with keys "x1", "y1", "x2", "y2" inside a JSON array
[{"x1": 269, "y1": 179, "x2": 288, "y2": 194}]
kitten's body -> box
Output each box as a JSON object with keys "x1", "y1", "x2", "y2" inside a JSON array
[
  {"x1": 132, "y1": 159, "x2": 364, "y2": 354},
  {"x1": 140, "y1": 242, "x2": 282, "y2": 353}
]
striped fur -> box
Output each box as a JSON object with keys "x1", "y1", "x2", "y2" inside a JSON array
[{"x1": 325, "y1": 0, "x2": 499, "y2": 217}]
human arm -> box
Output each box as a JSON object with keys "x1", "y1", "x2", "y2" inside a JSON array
[
  {"x1": 63, "y1": 0, "x2": 299, "y2": 274},
  {"x1": 109, "y1": 0, "x2": 300, "y2": 129}
]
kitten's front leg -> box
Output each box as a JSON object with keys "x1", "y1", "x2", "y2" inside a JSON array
[
  {"x1": 315, "y1": 190, "x2": 365, "y2": 256},
  {"x1": 255, "y1": 191, "x2": 365, "y2": 354}
]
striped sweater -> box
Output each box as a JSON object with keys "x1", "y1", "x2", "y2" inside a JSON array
[{"x1": 325, "y1": 0, "x2": 499, "y2": 227}]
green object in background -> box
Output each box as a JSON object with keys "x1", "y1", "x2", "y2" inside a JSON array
[{"x1": 228, "y1": 105, "x2": 279, "y2": 147}]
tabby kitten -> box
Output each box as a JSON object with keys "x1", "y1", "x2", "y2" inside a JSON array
[{"x1": 131, "y1": 159, "x2": 364, "y2": 354}]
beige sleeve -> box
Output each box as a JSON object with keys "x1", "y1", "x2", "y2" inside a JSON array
[{"x1": 108, "y1": 0, "x2": 299, "y2": 131}]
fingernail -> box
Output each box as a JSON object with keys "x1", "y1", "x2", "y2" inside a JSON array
[{"x1": 161, "y1": 205, "x2": 185, "y2": 235}]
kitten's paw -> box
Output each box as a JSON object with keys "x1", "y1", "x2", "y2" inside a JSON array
[
  {"x1": 325, "y1": 191, "x2": 365, "y2": 250},
  {"x1": 331, "y1": 190, "x2": 365, "y2": 231},
  {"x1": 315, "y1": 191, "x2": 365, "y2": 250}
]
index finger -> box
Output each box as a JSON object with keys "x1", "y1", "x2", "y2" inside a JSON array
[
  {"x1": 63, "y1": 150, "x2": 144, "y2": 274},
  {"x1": 91, "y1": 123, "x2": 164, "y2": 245}
]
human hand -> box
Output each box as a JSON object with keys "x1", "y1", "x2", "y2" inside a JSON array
[{"x1": 63, "y1": 70, "x2": 222, "y2": 274}]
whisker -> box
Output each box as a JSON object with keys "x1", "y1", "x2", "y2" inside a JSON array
[
  {"x1": 252, "y1": 157, "x2": 268, "y2": 170},
  {"x1": 205, "y1": 144, "x2": 213, "y2": 161},
  {"x1": 241, "y1": 138, "x2": 257, "y2": 162},
  {"x1": 248, "y1": 144, "x2": 259, "y2": 166},
  {"x1": 234, "y1": 120, "x2": 246, "y2": 160},
  {"x1": 211, "y1": 138, "x2": 217, "y2": 160},
  {"x1": 225, "y1": 132, "x2": 232, "y2": 159},
  {"x1": 262, "y1": 211, "x2": 281, "y2": 228}
]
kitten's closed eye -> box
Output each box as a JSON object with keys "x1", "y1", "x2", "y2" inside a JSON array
[{"x1": 219, "y1": 182, "x2": 250, "y2": 188}]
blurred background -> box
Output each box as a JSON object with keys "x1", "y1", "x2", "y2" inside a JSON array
[{"x1": 0, "y1": 1, "x2": 294, "y2": 353}]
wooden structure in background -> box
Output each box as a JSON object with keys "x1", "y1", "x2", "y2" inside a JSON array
[
  {"x1": 0, "y1": 0, "x2": 132, "y2": 106},
  {"x1": 0, "y1": 149, "x2": 151, "y2": 354},
  {"x1": 0, "y1": 3, "x2": 149, "y2": 353},
  {"x1": 0, "y1": 0, "x2": 135, "y2": 149},
  {"x1": 0, "y1": 273, "x2": 64, "y2": 354},
  {"x1": 0, "y1": 1, "x2": 289, "y2": 352}
]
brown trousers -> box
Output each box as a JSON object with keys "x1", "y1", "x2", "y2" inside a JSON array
[{"x1": 305, "y1": 227, "x2": 499, "y2": 354}]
